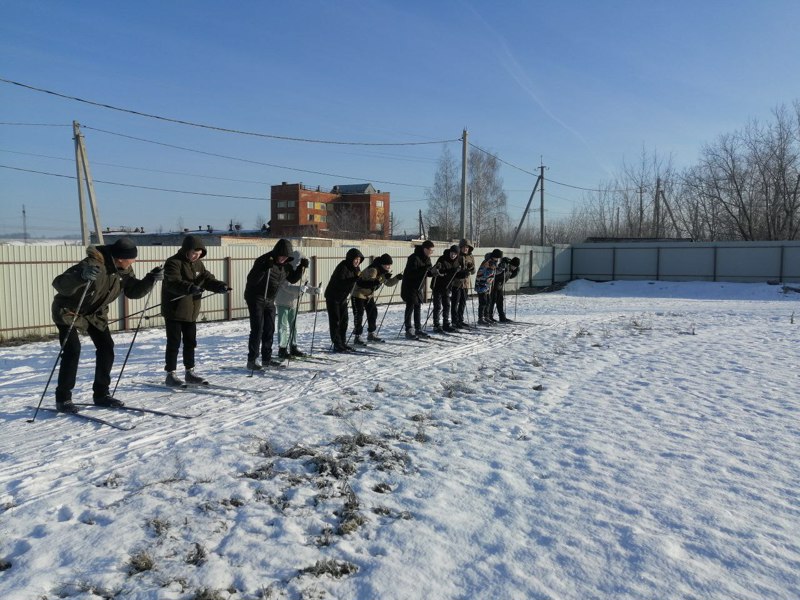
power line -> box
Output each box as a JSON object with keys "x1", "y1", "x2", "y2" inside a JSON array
[
  {"x1": 0, "y1": 164, "x2": 267, "y2": 201},
  {"x1": 468, "y1": 142, "x2": 539, "y2": 177},
  {"x1": 0, "y1": 77, "x2": 458, "y2": 147},
  {"x1": 83, "y1": 125, "x2": 429, "y2": 188}
]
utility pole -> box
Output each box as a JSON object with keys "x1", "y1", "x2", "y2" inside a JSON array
[
  {"x1": 460, "y1": 128, "x2": 468, "y2": 240},
  {"x1": 418, "y1": 209, "x2": 426, "y2": 239},
  {"x1": 539, "y1": 162, "x2": 546, "y2": 246},
  {"x1": 22, "y1": 205, "x2": 28, "y2": 243},
  {"x1": 73, "y1": 121, "x2": 104, "y2": 245},
  {"x1": 653, "y1": 177, "x2": 661, "y2": 238}
]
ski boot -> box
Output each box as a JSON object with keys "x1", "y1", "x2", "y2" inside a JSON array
[
  {"x1": 165, "y1": 371, "x2": 185, "y2": 387},
  {"x1": 290, "y1": 345, "x2": 306, "y2": 357},
  {"x1": 353, "y1": 335, "x2": 367, "y2": 346},
  {"x1": 184, "y1": 368, "x2": 208, "y2": 385},
  {"x1": 93, "y1": 394, "x2": 125, "y2": 408},
  {"x1": 367, "y1": 332, "x2": 384, "y2": 343}
]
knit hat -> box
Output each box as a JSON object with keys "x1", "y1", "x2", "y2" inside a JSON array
[
  {"x1": 109, "y1": 237, "x2": 138, "y2": 259},
  {"x1": 510, "y1": 257, "x2": 520, "y2": 267},
  {"x1": 377, "y1": 253, "x2": 393, "y2": 266},
  {"x1": 491, "y1": 249, "x2": 503, "y2": 259},
  {"x1": 421, "y1": 240, "x2": 435, "y2": 249},
  {"x1": 449, "y1": 245, "x2": 459, "y2": 254}
]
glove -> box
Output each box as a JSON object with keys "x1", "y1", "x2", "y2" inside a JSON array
[
  {"x1": 430, "y1": 268, "x2": 442, "y2": 277},
  {"x1": 188, "y1": 284, "x2": 204, "y2": 297},
  {"x1": 394, "y1": 273, "x2": 403, "y2": 281},
  {"x1": 501, "y1": 257, "x2": 511, "y2": 265},
  {"x1": 149, "y1": 266, "x2": 164, "y2": 282},
  {"x1": 214, "y1": 281, "x2": 231, "y2": 293},
  {"x1": 457, "y1": 269, "x2": 469, "y2": 278},
  {"x1": 299, "y1": 258, "x2": 310, "y2": 269},
  {"x1": 80, "y1": 263, "x2": 100, "y2": 281},
  {"x1": 367, "y1": 280, "x2": 381, "y2": 290}
]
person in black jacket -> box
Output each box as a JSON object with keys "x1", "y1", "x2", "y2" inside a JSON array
[
  {"x1": 51, "y1": 237, "x2": 162, "y2": 412},
  {"x1": 490, "y1": 256, "x2": 520, "y2": 322},
  {"x1": 162, "y1": 235, "x2": 230, "y2": 386},
  {"x1": 431, "y1": 245, "x2": 460, "y2": 333},
  {"x1": 243, "y1": 238, "x2": 307, "y2": 370},
  {"x1": 401, "y1": 240, "x2": 435, "y2": 339},
  {"x1": 324, "y1": 247, "x2": 364, "y2": 352}
]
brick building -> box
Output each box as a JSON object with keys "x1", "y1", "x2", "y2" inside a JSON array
[{"x1": 270, "y1": 182, "x2": 390, "y2": 239}]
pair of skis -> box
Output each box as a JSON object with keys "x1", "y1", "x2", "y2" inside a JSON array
[{"x1": 33, "y1": 402, "x2": 198, "y2": 430}]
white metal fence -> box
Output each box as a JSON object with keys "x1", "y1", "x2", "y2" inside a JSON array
[
  {"x1": 0, "y1": 242, "x2": 531, "y2": 340},
  {"x1": 5, "y1": 239, "x2": 796, "y2": 341}
]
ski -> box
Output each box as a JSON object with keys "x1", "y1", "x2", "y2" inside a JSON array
[
  {"x1": 420, "y1": 332, "x2": 461, "y2": 344},
  {"x1": 74, "y1": 403, "x2": 197, "y2": 419},
  {"x1": 33, "y1": 407, "x2": 137, "y2": 430},
  {"x1": 138, "y1": 380, "x2": 244, "y2": 398}
]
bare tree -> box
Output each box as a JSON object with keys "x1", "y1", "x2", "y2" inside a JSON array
[
  {"x1": 467, "y1": 147, "x2": 508, "y2": 246},
  {"x1": 424, "y1": 145, "x2": 461, "y2": 241}
]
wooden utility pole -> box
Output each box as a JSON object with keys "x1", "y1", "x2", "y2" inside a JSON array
[
  {"x1": 73, "y1": 121, "x2": 104, "y2": 245},
  {"x1": 539, "y1": 162, "x2": 546, "y2": 246},
  {"x1": 460, "y1": 128, "x2": 468, "y2": 240}
]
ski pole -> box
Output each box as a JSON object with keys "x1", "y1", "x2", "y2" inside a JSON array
[
  {"x1": 309, "y1": 283, "x2": 321, "y2": 357},
  {"x1": 289, "y1": 279, "x2": 308, "y2": 351},
  {"x1": 468, "y1": 276, "x2": 478, "y2": 326},
  {"x1": 111, "y1": 285, "x2": 155, "y2": 396},
  {"x1": 28, "y1": 281, "x2": 92, "y2": 423},
  {"x1": 421, "y1": 273, "x2": 438, "y2": 331},
  {"x1": 375, "y1": 278, "x2": 398, "y2": 338}
]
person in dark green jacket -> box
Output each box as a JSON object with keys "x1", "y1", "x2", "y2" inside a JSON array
[
  {"x1": 51, "y1": 237, "x2": 163, "y2": 413},
  {"x1": 161, "y1": 235, "x2": 229, "y2": 386}
]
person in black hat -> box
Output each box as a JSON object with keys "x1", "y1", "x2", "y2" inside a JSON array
[
  {"x1": 401, "y1": 240, "x2": 435, "y2": 339},
  {"x1": 490, "y1": 256, "x2": 520, "y2": 322},
  {"x1": 50, "y1": 237, "x2": 164, "y2": 413},
  {"x1": 431, "y1": 245, "x2": 460, "y2": 332},
  {"x1": 243, "y1": 238, "x2": 307, "y2": 369},
  {"x1": 161, "y1": 235, "x2": 230, "y2": 385},
  {"x1": 475, "y1": 249, "x2": 503, "y2": 324},
  {"x1": 351, "y1": 253, "x2": 402, "y2": 344},
  {"x1": 324, "y1": 247, "x2": 364, "y2": 352}
]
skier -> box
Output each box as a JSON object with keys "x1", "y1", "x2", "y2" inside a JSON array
[
  {"x1": 244, "y1": 239, "x2": 307, "y2": 370},
  {"x1": 451, "y1": 238, "x2": 475, "y2": 328},
  {"x1": 351, "y1": 253, "x2": 402, "y2": 345},
  {"x1": 490, "y1": 256, "x2": 520, "y2": 322},
  {"x1": 162, "y1": 235, "x2": 230, "y2": 386},
  {"x1": 475, "y1": 249, "x2": 503, "y2": 324},
  {"x1": 324, "y1": 247, "x2": 364, "y2": 352},
  {"x1": 275, "y1": 251, "x2": 319, "y2": 359},
  {"x1": 51, "y1": 237, "x2": 163, "y2": 413},
  {"x1": 401, "y1": 240, "x2": 436, "y2": 339},
  {"x1": 431, "y1": 245, "x2": 460, "y2": 333}
]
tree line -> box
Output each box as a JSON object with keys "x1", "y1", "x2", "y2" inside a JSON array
[{"x1": 425, "y1": 101, "x2": 800, "y2": 245}]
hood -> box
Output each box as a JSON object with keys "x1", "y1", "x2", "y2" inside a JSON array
[
  {"x1": 273, "y1": 238, "x2": 293, "y2": 257},
  {"x1": 459, "y1": 238, "x2": 474, "y2": 253},
  {"x1": 180, "y1": 235, "x2": 207, "y2": 258},
  {"x1": 345, "y1": 247, "x2": 365, "y2": 264}
]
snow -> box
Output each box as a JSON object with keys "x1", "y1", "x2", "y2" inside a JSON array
[{"x1": 1, "y1": 280, "x2": 799, "y2": 600}]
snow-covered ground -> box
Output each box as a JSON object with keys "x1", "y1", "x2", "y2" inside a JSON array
[{"x1": 1, "y1": 280, "x2": 799, "y2": 600}]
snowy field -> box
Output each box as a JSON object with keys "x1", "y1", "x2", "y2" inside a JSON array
[{"x1": 1, "y1": 280, "x2": 799, "y2": 600}]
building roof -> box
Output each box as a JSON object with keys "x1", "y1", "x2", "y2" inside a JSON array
[{"x1": 331, "y1": 183, "x2": 377, "y2": 194}]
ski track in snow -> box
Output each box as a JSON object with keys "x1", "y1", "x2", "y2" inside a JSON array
[{"x1": 1, "y1": 281, "x2": 799, "y2": 599}]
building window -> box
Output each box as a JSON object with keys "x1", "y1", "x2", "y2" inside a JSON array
[
  {"x1": 376, "y1": 222, "x2": 383, "y2": 231},
  {"x1": 308, "y1": 214, "x2": 315, "y2": 222},
  {"x1": 277, "y1": 201, "x2": 287, "y2": 208},
  {"x1": 307, "y1": 201, "x2": 315, "y2": 209},
  {"x1": 376, "y1": 200, "x2": 384, "y2": 208},
  {"x1": 319, "y1": 215, "x2": 327, "y2": 223},
  {"x1": 277, "y1": 213, "x2": 291, "y2": 220},
  {"x1": 287, "y1": 200, "x2": 296, "y2": 208}
]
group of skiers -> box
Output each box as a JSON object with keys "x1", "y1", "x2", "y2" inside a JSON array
[{"x1": 47, "y1": 235, "x2": 518, "y2": 414}]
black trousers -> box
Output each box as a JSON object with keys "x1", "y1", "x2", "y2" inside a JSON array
[
  {"x1": 493, "y1": 287, "x2": 507, "y2": 319},
  {"x1": 326, "y1": 298, "x2": 349, "y2": 347},
  {"x1": 246, "y1": 298, "x2": 276, "y2": 362},
  {"x1": 432, "y1": 289, "x2": 451, "y2": 326},
  {"x1": 451, "y1": 287, "x2": 467, "y2": 325},
  {"x1": 165, "y1": 319, "x2": 197, "y2": 372},
  {"x1": 404, "y1": 301, "x2": 422, "y2": 331},
  {"x1": 351, "y1": 297, "x2": 377, "y2": 336},
  {"x1": 55, "y1": 323, "x2": 115, "y2": 402}
]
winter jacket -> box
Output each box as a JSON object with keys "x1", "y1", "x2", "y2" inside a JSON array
[
  {"x1": 431, "y1": 251, "x2": 461, "y2": 293},
  {"x1": 475, "y1": 257, "x2": 500, "y2": 294},
  {"x1": 51, "y1": 245, "x2": 156, "y2": 333},
  {"x1": 275, "y1": 281, "x2": 320, "y2": 308},
  {"x1": 401, "y1": 246, "x2": 433, "y2": 303},
  {"x1": 161, "y1": 236, "x2": 226, "y2": 322},
  {"x1": 352, "y1": 260, "x2": 400, "y2": 301},
  {"x1": 494, "y1": 262, "x2": 519, "y2": 290},
  {"x1": 324, "y1": 248, "x2": 364, "y2": 303},
  {"x1": 452, "y1": 239, "x2": 475, "y2": 290},
  {"x1": 244, "y1": 239, "x2": 303, "y2": 304}
]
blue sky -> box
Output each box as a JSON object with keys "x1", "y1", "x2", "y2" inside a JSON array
[{"x1": 2, "y1": 1, "x2": 800, "y2": 238}]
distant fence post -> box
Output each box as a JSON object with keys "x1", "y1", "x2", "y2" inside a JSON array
[
  {"x1": 225, "y1": 256, "x2": 233, "y2": 320},
  {"x1": 529, "y1": 248, "x2": 533, "y2": 286},
  {"x1": 551, "y1": 246, "x2": 556, "y2": 285},
  {"x1": 311, "y1": 256, "x2": 318, "y2": 311}
]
